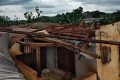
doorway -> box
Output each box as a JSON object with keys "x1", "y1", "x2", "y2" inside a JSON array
[{"x1": 57, "y1": 47, "x2": 75, "y2": 75}]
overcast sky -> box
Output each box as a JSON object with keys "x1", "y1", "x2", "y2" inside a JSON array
[{"x1": 0, "y1": 0, "x2": 120, "y2": 20}]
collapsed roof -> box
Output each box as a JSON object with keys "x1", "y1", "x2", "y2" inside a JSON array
[{"x1": 2, "y1": 21, "x2": 120, "y2": 59}]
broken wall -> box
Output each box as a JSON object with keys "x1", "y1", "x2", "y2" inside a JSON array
[{"x1": 96, "y1": 21, "x2": 120, "y2": 80}]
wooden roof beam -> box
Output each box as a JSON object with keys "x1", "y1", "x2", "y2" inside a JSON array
[
  {"x1": 33, "y1": 37, "x2": 100, "y2": 59},
  {"x1": 17, "y1": 41, "x2": 54, "y2": 48},
  {"x1": 1, "y1": 27, "x2": 120, "y2": 45},
  {"x1": 52, "y1": 33, "x2": 87, "y2": 38}
]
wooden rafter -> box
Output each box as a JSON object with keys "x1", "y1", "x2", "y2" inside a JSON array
[
  {"x1": 33, "y1": 37, "x2": 100, "y2": 59},
  {"x1": 17, "y1": 40, "x2": 54, "y2": 48},
  {"x1": 0, "y1": 27, "x2": 120, "y2": 45}
]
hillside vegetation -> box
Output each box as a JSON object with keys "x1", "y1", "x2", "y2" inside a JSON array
[{"x1": 0, "y1": 7, "x2": 120, "y2": 27}]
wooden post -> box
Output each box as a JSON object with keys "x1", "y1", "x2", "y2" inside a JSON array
[{"x1": 36, "y1": 47, "x2": 41, "y2": 77}]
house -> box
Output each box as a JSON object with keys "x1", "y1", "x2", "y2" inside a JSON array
[
  {"x1": 8, "y1": 21, "x2": 99, "y2": 80},
  {"x1": 1, "y1": 21, "x2": 120, "y2": 80},
  {"x1": 96, "y1": 21, "x2": 120, "y2": 80},
  {"x1": 83, "y1": 18, "x2": 101, "y2": 23}
]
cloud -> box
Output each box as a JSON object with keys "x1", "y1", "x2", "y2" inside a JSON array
[
  {"x1": 0, "y1": 5, "x2": 26, "y2": 20},
  {"x1": 23, "y1": 0, "x2": 71, "y2": 11},
  {"x1": 73, "y1": 0, "x2": 120, "y2": 5},
  {"x1": 0, "y1": 0, "x2": 32, "y2": 6},
  {"x1": 0, "y1": 5, "x2": 26, "y2": 13},
  {"x1": 72, "y1": 0, "x2": 120, "y2": 12},
  {"x1": 0, "y1": 0, "x2": 120, "y2": 20},
  {"x1": 22, "y1": 0, "x2": 80, "y2": 16}
]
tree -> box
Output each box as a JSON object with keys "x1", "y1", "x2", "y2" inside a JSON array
[
  {"x1": 91, "y1": 11, "x2": 106, "y2": 18},
  {"x1": 24, "y1": 12, "x2": 33, "y2": 23},
  {"x1": 111, "y1": 10, "x2": 120, "y2": 22},
  {"x1": 70, "y1": 7, "x2": 84, "y2": 25},
  {"x1": 54, "y1": 7, "x2": 84, "y2": 25},
  {"x1": 83, "y1": 11, "x2": 106, "y2": 18},
  {"x1": 35, "y1": 6, "x2": 42, "y2": 17}
]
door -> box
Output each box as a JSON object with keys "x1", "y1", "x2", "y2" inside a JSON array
[
  {"x1": 41, "y1": 47, "x2": 47, "y2": 70},
  {"x1": 57, "y1": 47, "x2": 75, "y2": 75}
]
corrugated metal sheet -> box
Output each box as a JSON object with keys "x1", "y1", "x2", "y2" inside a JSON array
[{"x1": 0, "y1": 33, "x2": 25, "y2": 80}]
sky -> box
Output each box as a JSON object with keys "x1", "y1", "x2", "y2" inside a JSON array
[{"x1": 0, "y1": 0, "x2": 120, "y2": 20}]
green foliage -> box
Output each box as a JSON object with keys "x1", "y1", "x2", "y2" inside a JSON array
[
  {"x1": 24, "y1": 12, "x2": 33, "y2": 23},
  {"x1": 0, "y1": 16, "x2": 10, "y2": 27},
  {"x1": 83, "y1": 11, "x2": 106, "y2": 18},
  {"x1": 35, "y1": 6, "x2": 42, "y2": 17},
  {"x1": 54, "y1": 7, "x2": 84, "y2": 25},
  {"x1": 111, "y1": 10, "x2": 120, "y2": 22},
  {"x1": 99, "y1": 10, "x2": 120, "y2": 25},
  {"x1": 0, "y1": 6, "x2": 120, "y2": 26},
  {"x1": 26, "y1": 7, "x2": 120, "y2": 25},
  {"x1": 25, "y1": 7, "x2": 84, "y2": 25}
]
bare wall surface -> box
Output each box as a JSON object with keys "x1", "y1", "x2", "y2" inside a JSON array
[
  {"x1": 96, "y1": 22, "x2": 120, "y2": 80},
  {"x1": 47, "y1": 47, "x2": 56, "y2": 69},
  {"x1": 75, "y1": 46, "x2": 96, "y2": 77}
]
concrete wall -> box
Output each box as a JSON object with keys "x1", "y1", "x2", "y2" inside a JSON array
[
  {"x1": 47, "y1": 47, "x2": 56, "y2": 69},
  {"x1": 46, "y1": 40, "x2": 97, "y2": 78},
  {"x1": 96, "y1": 22, "x2": 120, "y2": 80},
  {"x1": 45, "y1": 38, "x2": 97, "y2": 77},
  {"x1": 75, "y1": 46, "x2": 97, "y2": 77}
]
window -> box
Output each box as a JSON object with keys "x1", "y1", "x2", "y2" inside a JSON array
[{"x1": 101, "y1": 46, "x2": 111, "y2": 64}]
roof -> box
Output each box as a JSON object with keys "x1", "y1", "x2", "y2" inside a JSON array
[
  {"x1": 0, "y1": 21, "x2": 100, "y2": 59},
  {"x1": 32, "y1": 21, "x2": 97, "y2": 40},
  {"x1": 0, "y1": 33, "x2": 25, "y2": 79},
  {"x1": 12, "y1": 27, "x2": 37, "y2": 32}
]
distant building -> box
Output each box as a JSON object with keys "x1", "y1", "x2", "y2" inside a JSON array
[{"x1": 83, "y1": 18, "x2": 101, "y2": 23}]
